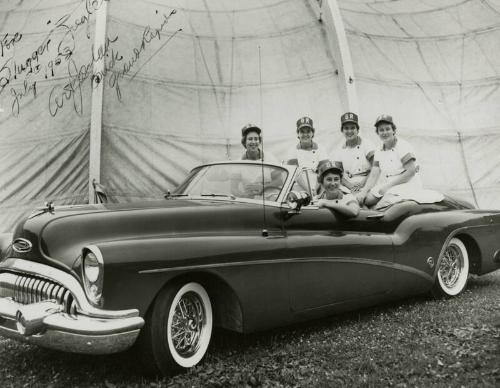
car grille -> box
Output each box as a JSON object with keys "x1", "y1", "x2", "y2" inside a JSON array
[{"x1": 0, "y1": 272, "x2": 77, "y2": 315}]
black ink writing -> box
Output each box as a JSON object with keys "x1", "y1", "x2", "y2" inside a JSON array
[
  {"x1": 10, "y1": 79, "x2": 37, "y2": 117},
  {"x1": 48, "y1": 34, "x2": 118, "y2": 117},
  {"x1": 108, "y1": 10, "x2": 180, "y2": 100},
  {"x1": 0, "y1": 32, "x2": 22, "y2": 57}
]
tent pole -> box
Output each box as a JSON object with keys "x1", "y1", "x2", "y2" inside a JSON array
[
  {"x1": 88, "y1": 0, "x2": 109, "y2": 203},
  {"x1": 321, "y1": 0, "x2": 358, "y2": 113}
]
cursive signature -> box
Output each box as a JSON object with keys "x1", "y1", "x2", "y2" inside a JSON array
[
  {"x1": 108, "y1": 10, "x2": 181, "y2": 100},
  {"x1": 48, "y1": 34, "x2": 118, "y2": 117},
  {"x1": 2, "y1": 0, "x2": 109, "y2": 115}
]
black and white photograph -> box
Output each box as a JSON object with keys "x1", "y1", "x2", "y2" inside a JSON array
[{"x1": 0, "y1": 0, "x2": 499, "y2": 386}]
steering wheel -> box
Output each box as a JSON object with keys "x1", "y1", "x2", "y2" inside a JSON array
[{"x1": 262, "y1": 186, "x2": 282, "y2": 201}]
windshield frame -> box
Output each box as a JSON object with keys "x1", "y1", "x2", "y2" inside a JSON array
[{"x1": 171, "y1": 161, "x2": 298, "y2": 206}]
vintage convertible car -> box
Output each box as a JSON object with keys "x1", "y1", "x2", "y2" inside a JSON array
[{"x1": 0, "y1": 161, "x2": 499, "y2": 376}]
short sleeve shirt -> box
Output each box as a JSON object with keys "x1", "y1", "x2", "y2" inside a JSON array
[
  {"x1": 317, "y1": 186, "x2": 357, "y2": 206},
  {"x1": 336, "y1": 137, "x2": 375, "y2": 177},
  {"x1": 373, "y1": 137, "x2": 416, "y2": 177},
  {"x1": 241, "y1": 150, "x2": 279, "y2": 164},
  {"x1": 286, "y1": 142, "x2": 326, "y2": 170}
]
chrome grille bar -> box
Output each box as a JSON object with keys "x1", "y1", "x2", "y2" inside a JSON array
[{"x1": 0, "y1": 272, "x2": 76, "y2": 314}]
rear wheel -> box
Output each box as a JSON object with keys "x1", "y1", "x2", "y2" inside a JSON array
[
  {"x1": 137, "y1": 282, "x2": 213, "y2": 376},
  {"x1": 433, "y1": 238, "x2": 469, "y2": 297}
]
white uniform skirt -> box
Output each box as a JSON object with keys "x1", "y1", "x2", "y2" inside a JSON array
[{"x1": 371, "y1": 173, "x2": 443, "y2": 203}]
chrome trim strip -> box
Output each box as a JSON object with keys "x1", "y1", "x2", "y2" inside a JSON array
[
  {"x1": 0, "y1": 259, "x2": 138, "y2": 319},
  {"x1": 139, "y1": 256, "x2": 433, "y2": 282}
]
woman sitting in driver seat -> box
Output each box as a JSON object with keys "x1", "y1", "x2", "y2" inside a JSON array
[{"x1": 316, "y1": 160, "x2": 360, "y2": 218}]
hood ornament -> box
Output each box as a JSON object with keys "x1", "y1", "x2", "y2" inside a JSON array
[{"x1": 28, "y1": 201, "x2": 55, "y2": 219}]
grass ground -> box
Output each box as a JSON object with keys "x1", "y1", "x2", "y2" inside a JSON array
[{"x1": 0, "y1": 271, "x2": 498, "y2": 387}]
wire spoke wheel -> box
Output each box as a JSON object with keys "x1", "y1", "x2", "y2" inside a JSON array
[
  {"x1": 439, "y1": 245, "x2": 462, "y2": 288},
  {"x1": 435, "y1": 238, "x2": 469, "y2": 297},
  {"x1": 137, "y1": 281, "x2": 213, "y2": 376},
  {"x1": 166, "y1": 282, "x2": 213, "y2": 369},
  {"x1": 170, "y1": 291, "x2": 206, "y2": 358}
]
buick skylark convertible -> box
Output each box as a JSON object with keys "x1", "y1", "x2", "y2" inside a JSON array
[{"x1": 0, "y1": 161, "x2": 499, "y2": 376}]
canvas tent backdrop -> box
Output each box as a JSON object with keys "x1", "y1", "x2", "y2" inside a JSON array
[{"x1": 0, "y1": 0, "x2": 499, "y2": 232}]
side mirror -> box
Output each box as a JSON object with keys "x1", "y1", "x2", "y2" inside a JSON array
[{"x1": 286, "y1": 191, "x2": 311, "y2": 211}]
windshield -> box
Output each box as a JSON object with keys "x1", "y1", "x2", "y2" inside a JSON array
[{"x1": 172, "y1": 163, "x2": 289, "y2": 202}]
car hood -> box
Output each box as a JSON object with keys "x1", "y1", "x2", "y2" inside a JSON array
[{"x1": 6, "y1": 199, "x2": 272, "y2": 271}]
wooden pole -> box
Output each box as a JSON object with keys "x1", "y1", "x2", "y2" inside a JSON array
[
  {"x1": 322, "y1": 0, "x2": 358, "y2": 113},
  {"x1": 88, "y1": 0, "x2": 109, "y2": 203}
]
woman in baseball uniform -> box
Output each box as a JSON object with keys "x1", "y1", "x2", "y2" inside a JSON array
[
  {"x1": 336, "y1": 112, "x2": 375, "y2": 198},
  {"x1": 358, "y1": 114, "x2": 422, "y2": 208},
  {"x1": 316, "y1": 160, "x2": 360, "y2": 218},
  {"x1": 285, "y1": 116, "x2": 326, "y2": 170}
]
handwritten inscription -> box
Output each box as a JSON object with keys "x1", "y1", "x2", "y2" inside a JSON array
[
  {"x1": 48, "y1": 35, "x2": 118, "y2": 117},
  {"x1": 11, "y1": 80, "x2": 37, "y2": 116},
  {"x1": 107, "y1": 9, "x2": 181, "y2": 100},
  {"x1": 0, "y1": 3, "x2": 180, "y2": 117},
  {"x1": 1, "y1": 33, "x2": 22, "y2": 57}
]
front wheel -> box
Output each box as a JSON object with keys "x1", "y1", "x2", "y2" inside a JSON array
[
  {"x1": 137, "y1": 282, "x2": 213, "y2": 376},
  {"x1": 433, "y1": 238, "x2": 469, "y2": 297}
]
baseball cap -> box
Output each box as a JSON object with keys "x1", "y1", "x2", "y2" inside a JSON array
[
  {"x1": 317, "y1": 160, "x2": 343, "y2": 182},
  {"x1": 241, "y1": 123, "x2": 262, "y2": 137},
  {"x1": 374, "y1": 114, "x2": 394, "y2": 127},
  {"x1": 296, "y1": 116, "x2": 314, "y2": 131},
  {"x1": 341, "y1": 112, "x2": 359, "y2": 128}
]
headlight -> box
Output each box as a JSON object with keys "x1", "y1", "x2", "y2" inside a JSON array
[
  {"x1": 82, "y1": 245, "x2": 104, "y2": 306},
  {"x1": 84, "y1": 252, "x2": 100, "y2": 282}
]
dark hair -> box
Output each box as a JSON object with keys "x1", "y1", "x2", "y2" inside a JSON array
[
  {"x1": 241, "y1": 130, "x2": 262, "y2": 148},
  {"x1": 341, "y1": 123, "x2": 359, "y2": 132},
  {"x1": 375, "y1": 122, "x2": 397, "y2": 133},
  {"x1": 319, "y1": 168, "x2": 343, "y2": 184}
]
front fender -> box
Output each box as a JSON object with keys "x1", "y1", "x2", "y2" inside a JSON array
[{"x1": 93, "y1": 233, "x2": 289, "y2": 327}]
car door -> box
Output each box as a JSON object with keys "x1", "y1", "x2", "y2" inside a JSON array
[{"x1": 284, "y1": 199, "x2": 395, "y2": 314}]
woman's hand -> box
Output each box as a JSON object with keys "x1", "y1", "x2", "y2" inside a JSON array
[
  {"x1": 351, "y1": 183, "x2": 362, "y2": 192},
  {"x1": 356, "y1": 189, "x2": 367, "y2": 204}
]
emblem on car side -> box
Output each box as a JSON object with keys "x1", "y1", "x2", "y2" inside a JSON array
[
  {"x1": 12, "y1": 238, "x2": 32, "y2": 253},
  {"x1": 426, "y1": 257, "x2": 435, "y2": 268}
]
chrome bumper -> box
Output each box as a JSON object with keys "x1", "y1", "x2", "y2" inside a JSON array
[{"x1": 0, "y1": 259, "x2": 144, "y2": 354}]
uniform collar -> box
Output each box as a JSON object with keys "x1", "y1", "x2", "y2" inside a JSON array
[
  {"x1": 242, "y1": 149, "x2": 263, "y2": 160},
  {"x1": 296, "y1": 141, "x2": 318, "y2": 151},
  {"x1": 343, "y1": 136, "x2": 362, "y2": 149},
  {"x1": 381, "y1": 137, "x2": 398, "y2": 151}
]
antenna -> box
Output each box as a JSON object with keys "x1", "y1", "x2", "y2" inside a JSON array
[{"x1": 258, "y1": 45, "x2": 268, "y2": 237}]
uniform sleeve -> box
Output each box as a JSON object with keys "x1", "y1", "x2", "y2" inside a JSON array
[
  {"x1": 364, "y1": 139, "x2": 376, "y2": 162},
  {"x1": 316, "y1": 147, "x2": 329, "y2": 164},
  {"x1": 330, "y1": 147, "x2": 344, "y2": 167},
  {"x1": 285, "y1": 148, "x2": 298, "y2": 165},
  {"x1": 342, "y1": 193, "x2": 358, "y2": 206},
  {"x1": 398, "y1": 139, "x2": 416, "y2": 165},
  {"x1": 372, "y1": 149, "x2": 380, "y2": 167}
]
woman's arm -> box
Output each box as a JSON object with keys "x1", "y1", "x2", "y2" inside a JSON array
[
  {"x1": 317, "y1": 198, "x2": 360, "y2": 218},
  {"x1": 379, "y1": 160, "x2": 416, "y2": 195},
  {"x1": 357, "y1": 165, "x2": 381, "y2": 202}
]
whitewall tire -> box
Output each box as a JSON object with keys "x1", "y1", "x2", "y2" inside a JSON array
[{"x1": 434, "y1": 238, "x2": 469, "y2": 297}]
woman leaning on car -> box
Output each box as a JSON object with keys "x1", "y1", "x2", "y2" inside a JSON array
[{"x1": 316, "y1": 159, "x2": 360, "y2": 218}]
